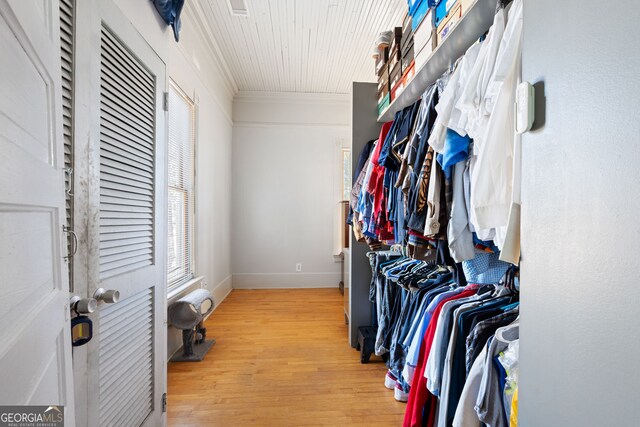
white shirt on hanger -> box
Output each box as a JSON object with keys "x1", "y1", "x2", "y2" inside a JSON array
[
  {"x1": 470, "y1": 0, "x2": 523, "y2": 237},
  {"x1": 456, "y1": 8, "x2": 506, "y2": 151}
]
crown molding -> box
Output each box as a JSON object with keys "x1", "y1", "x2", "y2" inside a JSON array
[{"x1": 183, "y1": 2, "x2": 239, "y2": 95}]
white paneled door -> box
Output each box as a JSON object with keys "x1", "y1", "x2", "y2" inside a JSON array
[
  {"x1": 0, "y1": 0, "x2": 76, "y2": 424},
  {"x1": 69, "y1": 1, "x2": 167, "y2": 426}
]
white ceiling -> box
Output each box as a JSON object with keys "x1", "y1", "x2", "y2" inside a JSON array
[{"x1": 189, "y1": 0, "x2": 407, "y2": 94}]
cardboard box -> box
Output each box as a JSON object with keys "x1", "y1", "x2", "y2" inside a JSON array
[
  {"x1": 402, "y1": 33, "x2": 414, "y2": 55},
  {"x1": 435, "y1": 0, "x2": 472, "y2": 27},
  {"x1": 402, "y1": 41, "x2": 414, "y2": 74},
  {"x1": 413, "y1": 7, "x2": 435, "y2": 55},
  {"x1": 403, "y1": 60, "x2": 416, "y2": 83},
  {"x1": 402, "y1": 12, "x2": 413, "y2": 37},
  {"x1": 437, "y1": 2, "x2": 462, "y2": 44},
  {"x1": 378, "y1": 81, "x2": 390, "y2": 104},
  {"x1": 412, "y1": 1, "x2": 432, "y2": 31},
  {"x1": 389, "y1": 61, "x2": 402, "y2": 90},
  {"x1": 409, "y1": 0, "x2": 437, "y2": 17},
  {"x1": 391, "y1": 78, "x2": 402, "y2": 102},
  {"x1": 377, "y1": 64, "x2": 390, "y2": 93},
  {"x1": 413, "y1": 8, "x2": 436, "y2": 73},
  {"x1": 407, "y1": 0, "x2": 423, "y2": 16},
  {"x1": 389, "y1": 27, "x2": 403, "y2": 57},
  {"x1": 414, "y1": 36, "x2": 435, "y2": 71},
  {"x1": 401, "y1": 20, "x2": 414, "y2": 54},
  {"x1": 391, "y1": 61, "x2": 416, "y2": 101},
  {"x1": 388, "y1": 44, "x2": 402, "y2": 75},
  {"x1": 377, "y1": 93, "x2": 390, "y2": 116},
  {"x1": 375, "y1": 48, "x2": 389, "y2": 76},
  {"x1": 377, "y1": 78, "x2": 389, "y2": 97}
]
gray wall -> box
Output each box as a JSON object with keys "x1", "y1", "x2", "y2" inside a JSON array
[
  {"x1": 348, "y1": 82, "x2": 380, "y2": 347},
  {"x1": 520, "y1": 1, "x2": 640, "y2": 426}
]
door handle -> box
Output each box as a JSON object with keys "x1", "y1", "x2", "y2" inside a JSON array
[
  {"x1": 93, "y1": 288, "x2": 120, "y2": 304},
  {"x1": 69, "y1": 295, "x2": 97, "y2": 314},
  {"x1": 62, "y1": 225, "x2": 78, "y2": 261}
]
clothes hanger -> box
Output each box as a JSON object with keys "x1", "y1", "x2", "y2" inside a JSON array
[
  {"x1": 476, "y1": 284, "x2": 495, "y2": 295},
  {"x1": 496, "y1": 0, "x2": 514, "y2": 12}
]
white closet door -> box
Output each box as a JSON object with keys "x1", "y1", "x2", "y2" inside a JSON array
[
  {"x1": 60, "y1": 0, "x2": 75, "y2": 292},
  {"x1": 78, "y1": 2, "x2": 167, "y2": 426},
  {"x1": 0, "y1": 0, "x2": 76, "y2": 424}
]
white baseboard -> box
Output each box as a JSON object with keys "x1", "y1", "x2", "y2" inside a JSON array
[
  {"x1": 209, "y1": 275, "x2": 232, "y2": 308},
  {"x1": 232, "y1": 272, "x2": 340, "y2": 289}
]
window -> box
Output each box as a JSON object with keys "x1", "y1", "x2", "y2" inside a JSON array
[
  {"x1": 167, "y1": 82, "x2": 195, "y2": 290},
  {"x1": 342, "y1": 148, "x2": 351, "y2": 201}
]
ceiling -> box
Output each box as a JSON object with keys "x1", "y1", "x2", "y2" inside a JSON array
[{"x1": 189, "y1": 0, "x2": 407, "y2": 94}]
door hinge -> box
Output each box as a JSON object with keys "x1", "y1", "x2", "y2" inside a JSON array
[
  {"x1": 163, "y1": 92, "x2": 169, "y2": 111},
  {"x1": 162, "y1": 393, "x2": 167, "y2": 412}
]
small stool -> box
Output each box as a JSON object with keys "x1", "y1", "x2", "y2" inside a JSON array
[{"x1": 356, "y1": 326, "x2": 376, "y2": 363}]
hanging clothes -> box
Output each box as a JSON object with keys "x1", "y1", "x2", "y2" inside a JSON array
[{"x1": 470, "y1": 0, "x2": 523, "y2": 249}]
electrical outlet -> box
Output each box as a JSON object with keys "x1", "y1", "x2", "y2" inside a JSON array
[{"x1": 296, "y1": 263, "x2": 302, "y2": 272}]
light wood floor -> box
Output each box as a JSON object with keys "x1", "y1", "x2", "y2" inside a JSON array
[{"x1": 167, "y1": 288, "x2": 406, "y2": 426}]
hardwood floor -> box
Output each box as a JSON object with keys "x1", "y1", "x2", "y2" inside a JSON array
[{"x1": 167, "y1": 288, "x2": 406, "y2": 426}]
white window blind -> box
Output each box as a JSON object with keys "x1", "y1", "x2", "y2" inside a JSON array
[{"x1": 167, "y1": 82, "x2": 195, "y2": 290}]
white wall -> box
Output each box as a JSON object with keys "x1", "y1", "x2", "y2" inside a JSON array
[
  {"x1": 520, "y1": 1, "x2": 640, "y2": 426},
  {"x1": 111, "y1": 0, "x2": 234, "y2": 357},
  {"x1": 232, "y1": 92, "x2": 350, "y2": 288}
]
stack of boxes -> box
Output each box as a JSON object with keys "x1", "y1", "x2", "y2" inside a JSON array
[
  {"x1": 390, "y1": 14, "x2": 417, "y2": 103},
  {"x1": 376, "y1": 46, "x2": 390, "y2": 116},
  {"x1": 434, "y1": 0, "x2": 473, "y2": 44},
  {"x1": 409, "y1": 0, "x2": 438, "y2": 70},
  {"x1": 401, "y1": 14, "x2": 414, "y2": 75},
  {"x1": 376, "y1": 23, "x2": 416, "y2": 115},
  {"x1": 376, "y1": 0, "x2": 472, "y2": 115},
  {"x1": 387, "y1": 27, "x2": 402, "y2": 100}
]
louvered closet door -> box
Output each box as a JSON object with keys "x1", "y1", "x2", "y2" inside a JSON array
[
  {"x1": 60, "y1": 0, "x2": 75, "y2": 291},
  {"x1": 84, "y1": 2, "x2": 167, "y2": 426}
]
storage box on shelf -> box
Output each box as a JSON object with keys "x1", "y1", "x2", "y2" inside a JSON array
[
  {"x1": 407, "y1": 0, "x2": 423, "y2": 17},
  {"x1": 435, "y1": 0, "x2": 473, "y2": 27},
  {"x1": 374, "y1": 46, "x2": 389, "y2": 75},
  {"x1": 377, "y1": 0, "x2": 499, "y2": 122},
  {"x1": 402, "y1": 41, "x2": 415, "y2": 74},
  {"x1": 412, "y1": 0, "x2": 437, "y2": 31},
  {"x1": 389, "y1": 26, "x2": 403, "y2": 54},
  {"x1": 377, "y1": 59, "x2": 390, "y2": 114},
  {"x1": 377, "y1": 61, "x2": 389, "y2": 88},
  {"x1": 378, "y1": 93, "x2": 391, "y2": 116},
  {"x1": 404, "y1": 61, "x2": 416, "y2": 83},
  {"x1": 437, "y1": 2, "x2": 464, "y2": 44},
  {"x1": 389, "y1": 61, "x2": 402, "y2": 100},
  {"x1": 388, "y1": 45, "x2": 402, "y2": 77},
  {"x1": 403, "y1": 10, "x2": 413, "y2": 33},
  {"x1": 391, "y1": 60, "x2": 416, "y2": 101},
  {"x1": 388, "y1": 27, "x2": 403, "y2": 74},
  {"x1": 378, "y1": 62, "x2": 390, "y2": 93},
  {"x1": 414, "y1": 7, "x2": 436, "y2": 71},
  {"x1": 401, "y1": 14, "x2": 415, "y2": 73}
]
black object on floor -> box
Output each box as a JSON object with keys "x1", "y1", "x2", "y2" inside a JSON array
[
  {"x1": 171, "y1": 338, "x2": 216, "y2": 362},
  {"x1": 356, "y1": 326, "x2": 376, "y2": 363},
  {"x1": 171, "y1": 322, "x2": 215, "y2": 362}
]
